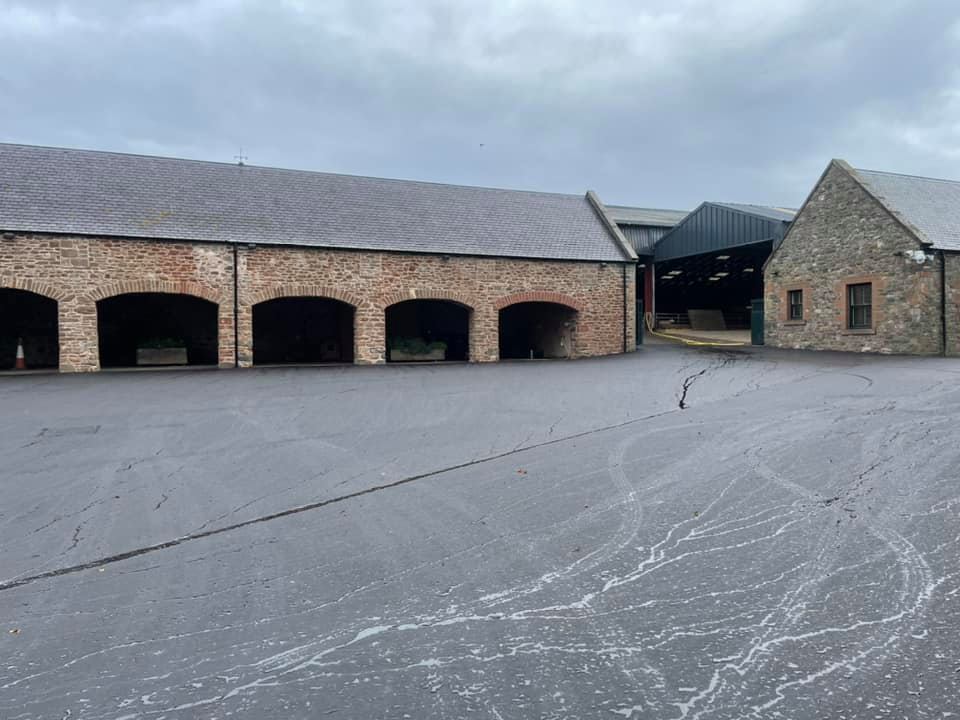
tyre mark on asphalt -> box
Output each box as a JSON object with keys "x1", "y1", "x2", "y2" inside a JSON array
[
  {"x1": 196, "y1": 423, "x2": 748, "y2": 705},
  {"x1": 9, "y1": 354, "x2": 911, "y2": 715},
  {"x1": 0, "y1": 407, "x2": 683, "y2": 593},
  {"x1": 696, "y1": 443, "x2": 938, "y2": 719}
]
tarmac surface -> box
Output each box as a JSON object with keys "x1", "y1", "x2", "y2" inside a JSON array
[{"x1": 1, "y1": 345, "x2": 959, "y2": 719}]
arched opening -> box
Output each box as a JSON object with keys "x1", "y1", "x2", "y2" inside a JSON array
[
  {"x1": 0, "y1": 289, "x2": 59, "y2": 369},
  {"x1": 97, "y1": 293, "x2": 219, "y2": 368},
  {"x1": 385, "y1": 300, "x2": 469, "y2": 362},
  {"x1": 253, "y1": 296, "x2": 355, "y2": 365},
  {"x1": 499, "y1": 302, "x2": 577, "y2": 359}
]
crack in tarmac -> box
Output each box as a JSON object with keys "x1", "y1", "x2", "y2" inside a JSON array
[
  {"x1": 678, "y1": 352, "x2": 740, "y2": 410},
  {"x1": 0, "y1": 407, "x2": 680, "y2": 593},
  {"x1": 678, "y1": 369, "x2": 708, "y2": 410}
]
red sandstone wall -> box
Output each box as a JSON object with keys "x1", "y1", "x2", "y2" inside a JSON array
[{"x1": 0, "y1": 234, "x2": 635, "y2": 371}]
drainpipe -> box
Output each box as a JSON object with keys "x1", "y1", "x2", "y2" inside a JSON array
[
  {"x1": 650, "y1": 261, "x2": 656, "y2": 327},
  {"x1": 622, "y1": 264, "x2": 627, "y2": 353},
  {"x1": 233, "y1": 244, "x2": 239, "y2": 368},
  {"x1": 941, "y1": 250, "x2": 948, "y2": 357}
]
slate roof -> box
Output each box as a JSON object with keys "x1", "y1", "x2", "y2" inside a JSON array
[
  {"x1": 854, "y1": 168, "x2": 960, "y2": 251},
  {"x1": 711, "y1": 203, "x2": 796, "y2": 222},
  {"x1": 0, "y1": 143, "x2": 631, "y2": 262},
  {"x1": 607, "y1": 205, "x2": 688, "y2": 227}
]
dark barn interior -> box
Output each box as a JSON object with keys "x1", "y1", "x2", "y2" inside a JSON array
[
  {"x1": 0, "y1": 289, "x2": 59, "y2": 369},
  {"x1": 97, "y1": 293, "x2": 219, "y2": 367},
  {"x1": 386, "y1": 300, "x2": 469, "y2": 361},
  {"x1": 655, "y1": 242, "x2": 770, "y2": 329},
  {"x1": 253, "y1": 297, "x2": 354, "y2": 364},
  {"x1": 499, "y1": 302, "x2": 577, "y2": 359}
]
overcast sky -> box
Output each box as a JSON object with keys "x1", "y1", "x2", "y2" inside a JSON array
[{"x1": 2, "y1": 0, "x2": 959, "y2": 209}]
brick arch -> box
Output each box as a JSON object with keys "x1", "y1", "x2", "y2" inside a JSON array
[
  {"x1": 249, "y1": 284, "x2": 362, "y2": 308},
  {"x1": 0, "y1": 276, "x2": 70, "y2": 303},
  {"x1": 381, "y1": 289, "x2": 474, "y2": 310},
  {"x1": 493, "y1": 291, "x2": 583, "y2": 312},
  {"x1": 86, "y1": 279, "x2": 223, "y2": 305}
]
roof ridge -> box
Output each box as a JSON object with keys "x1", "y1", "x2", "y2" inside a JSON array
[
  {"x1": 0, "y1": 141, "x2": 588, "y2": 201},
  {"x1": 710, "y1": 201, "x2": 796, "y2": 211},
  {"x1": 607, "y1": 204, "x2": 688, "y2": 213},
  {"x1": 855, "y1": 166, "x2": 960, "y2": 186}
]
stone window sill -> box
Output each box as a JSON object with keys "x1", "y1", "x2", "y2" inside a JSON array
[
  {"x1": 842, "y1": 328, "x2": 876, "y2": 336},
  {"x1": 783, "y1": 320, "x2": 806, "y2": 326}
]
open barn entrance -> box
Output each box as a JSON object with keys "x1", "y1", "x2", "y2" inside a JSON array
[
  {"x1": 654, "y1": 241, "x2": 770, "y2": 331},
  {"x1": 253, "y1": 297, "x2": 354, "y2": 364},
  {"x1": 97, "y1": 293, "x2": 218, "y2": 368},
  {"x1": 0, "y1": 289, "x2": 59, "y2": 369},
  {"x1": 385, "y1": 300, "x2": 469, "y2": 362},
  {"x1": 499, "y1": 302, "x2": 577, "y2": 359}
]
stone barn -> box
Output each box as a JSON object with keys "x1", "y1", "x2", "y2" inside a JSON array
[
  {"x1": 0, "y1": 143, "x2": 638, "y2": 372},
  {"x1": 765, "y1": 159, "x2": 960, "y2": 355}
]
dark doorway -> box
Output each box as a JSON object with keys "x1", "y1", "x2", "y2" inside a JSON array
[
  {"x1": 97, "y1": 293, "x2": 219, "y2": 368},
  {"x1": 385, "y1": 300, "x2": 469, "y2": 362},
  {"x1": 0, "y1": 289, "x2": 59, "y2": 369},
  {"x1": 499, "y1": 302, "x2": 577, "y2": 359},
  {"x1": 253, "y1": 297, "x2": 354, "y2": 364},
  {"x1": 751, "y1": 298, "x2": 765, "y2": 346}
]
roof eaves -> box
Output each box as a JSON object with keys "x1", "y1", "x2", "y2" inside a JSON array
[
  {"x1": 614, "y1": 219, "x2": 678, "y2": 228},
  {"x1": 0, "y1": 225, "x2": 622, "y2": 263}
]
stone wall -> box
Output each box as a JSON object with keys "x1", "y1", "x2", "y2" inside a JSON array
[
  {"x1": 946, "y1": 252, "x2": 960, "y2": 356},
  {"x1": 0, "y1": 234, "x2": 234, "y2": 371},
  {"x1": 765, "y1": 162, "x2": 944, "y2": 355},
  {"x1": 237, "y1": 245, "x2": 634, "y2": 365},
  {"x1": 0, "y1": 233, "x2": 635, "y2": 371}
]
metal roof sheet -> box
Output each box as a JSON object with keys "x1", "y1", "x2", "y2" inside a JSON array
[
  {"x1": 710, "y1": 203, "x2": 796, "y2": 222},
  {"x1": 607, "y1": 205, "x2": 689, "y2": 227},
  {"x1": 618, "y1": 225, "x2": 670, "y2": 256},
  {"x1": 854, "y1": 168, "x2": 960, "y2": 251},
  {"x1": 0, "y1": 143, "x2": 630, "y2": 262},
  {"x1": 654, "y1": 201, "x2": 791, "y2": 262}
]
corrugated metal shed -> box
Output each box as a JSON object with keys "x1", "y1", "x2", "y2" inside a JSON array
[
  {"x1": 609, "y1": 205, "x2": 688, "y2": 255},
  {"x1": 607, "y1": 206, "x2": 688, "y2": 227},
  {"x1": 619, "y1": 225, "x2": 672, "y2": 255},
  {"x1": 654, "y1": 202, "x2": 793, "y2": 262}
]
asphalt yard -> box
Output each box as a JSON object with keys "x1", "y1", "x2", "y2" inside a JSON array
[{"x1": 1, "y1": 345, "x2": 958, "y2": 718}]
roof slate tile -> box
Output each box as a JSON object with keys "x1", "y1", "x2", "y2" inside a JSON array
[
  {"x1": 0, "y1": 143, "x2": 629, "y2": 262},
  {"x1": 854, "y1": 168, "x2": 960, "y2": 251}
]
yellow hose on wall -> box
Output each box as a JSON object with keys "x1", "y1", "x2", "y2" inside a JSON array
[{"x1": 644, "y1": 312, "x2": 748, "y2": 347}]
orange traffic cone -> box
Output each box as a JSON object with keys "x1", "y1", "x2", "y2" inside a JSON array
[{"x1": 15, "y1": 338, "x2": 25, "y2": 370}]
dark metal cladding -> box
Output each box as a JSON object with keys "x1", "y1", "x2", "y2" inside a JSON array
[
  {"x1": 617, "y1": 224, "x2": 671, "y2": 256},
  {"x1": 654, "y1": 202, "x2": 794, "y2": 262}
]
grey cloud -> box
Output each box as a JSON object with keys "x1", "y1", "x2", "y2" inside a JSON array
[{"x1": 1, "y1": 0, "x2": 958, "y2": 210}]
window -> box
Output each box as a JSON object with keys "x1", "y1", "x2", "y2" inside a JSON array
[
  {"x1": 787, "y1": 289, "x2": 803, "y2": 321},
  {"x1": 848, "y1": 283, "x2": 872, "y2": 329}
]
